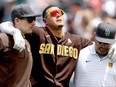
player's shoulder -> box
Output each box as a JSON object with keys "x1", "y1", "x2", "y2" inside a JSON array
[
  {"x1": 66, "y1": 32, "x2": 89, "y2": 43},
  {"x1": 32, "y1": 26, "x2": 46, "y2": 34},
  {"x1": 0, "y1": 32, "x2": 9, "y2": 38},
  {"x1": 66, "y1": 32, "x2": 81, "y2": 39},
  {"x1": 0, "y1": 32, "x2": 13, "y2": 46}
]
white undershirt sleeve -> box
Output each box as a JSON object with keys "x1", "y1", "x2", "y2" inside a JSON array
[
  {"x1": 0, "y1": 21, "x2": 20, "y2": 35},
  {"x1": 0, "y1": 21, "x2": 25, "y2": 51}
]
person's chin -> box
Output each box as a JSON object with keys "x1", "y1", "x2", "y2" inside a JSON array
[
  {"x1": 27, "y1": 30, "x2": 33, "y2": 34},
  {"x1": 58, "y1": 24, "x2": 64, "y2": 27}
]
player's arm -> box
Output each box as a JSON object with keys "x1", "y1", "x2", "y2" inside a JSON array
[
  {"x1": 107, "y1": 43, "x2": 116, "y2": 62},
  {"x1": 0, "y1": 21, "x2": 25, "y2": 52}
]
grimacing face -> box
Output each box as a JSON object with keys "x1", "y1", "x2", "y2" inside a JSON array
[
  {"x1": 44, "y1": 7, "x2": 64, "y2": 29},
  {"x1": 95, "y1": 39, "x2": 111, "y2": 54}
]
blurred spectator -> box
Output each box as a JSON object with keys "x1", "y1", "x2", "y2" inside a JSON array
[
  {"x1": 81, "y1": 9, "x2": 94, "y2": 40},
  {"x1": 102, "y1": 0, "x2": 116, "y2": 27},
  {"x1": 68, "y1": 2, "x2": 84, "y2": 35},
  {"x1": 88, "y1": 0, "x2": 103, "y2": 16},
  {"x1": 0, "y1": 0, "x2": 4, "y2": 23},
  {"x1": 0, "y1": 0, "x2": 17, "y2": 22},
  {"x1": 59, "y1": 0, "x2": 71, "y2": 12},
  {"x1": 15, "y1": 0, "x2": 25, "y2": 4},
  {"x1": 102, "y1": 0, "x2": 116, "y2": 18},
  {"x1": 83, "y1": 0, "x2": 103, "y2": 40}
]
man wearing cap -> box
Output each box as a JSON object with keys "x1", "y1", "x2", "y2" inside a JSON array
[
  {"x1": 0, "y1": 4, "x2": 40, "y2": 87},
  {"x1": 74, "y1": 22, "x2": 116, "y2": 87}
]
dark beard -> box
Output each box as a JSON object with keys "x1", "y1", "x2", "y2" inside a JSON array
[{"x1": 96, "y1": 51, "x2": 108, "y2": 58}]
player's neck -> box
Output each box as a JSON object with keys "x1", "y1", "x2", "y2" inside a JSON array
[
  {"x1": 51, "y1": 29, "x2": 64, "y2": 38},
  {"x1": 47, "y1": 26, "x2": 64, "y2": 38}
]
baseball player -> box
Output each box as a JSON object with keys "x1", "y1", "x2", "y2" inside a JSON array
[
  {"x1": 0, "y1": 4, "x2": 40, "y2": 87},
  {"x1": 1, "y1": 5, "x2": 116, "y2": 87}
]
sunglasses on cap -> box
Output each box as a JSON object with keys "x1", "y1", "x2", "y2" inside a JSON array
[
  {"x1": 44, "y1": 9, "x2": 64, "y2": 18},
  {"x1": 19, "y1": 17, "x2": 36, "y2": 23},
  {"x1": 97, "y1": 41, "x2": 111, "y2": 45}
]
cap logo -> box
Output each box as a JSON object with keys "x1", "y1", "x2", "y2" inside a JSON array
[{"x1": 105, "y1": 29, "x2": 110, "y2": 36}]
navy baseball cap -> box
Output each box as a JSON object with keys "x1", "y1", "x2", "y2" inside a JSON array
[
  {"x1": 11, "y1": 4, "x2": 41, "y2": 20},
  {"x1": 96, "y1": 22, "x2": 116, "y2": 44}
]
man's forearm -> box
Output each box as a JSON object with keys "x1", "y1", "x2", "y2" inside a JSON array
[
  {"x1": 0, "y1": 21, "x2": 25, "y2": 51},
  {"x1": 0, "y1": 21, "x2": 17, "y2": 35}
]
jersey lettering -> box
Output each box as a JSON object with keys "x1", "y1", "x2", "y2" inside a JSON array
[
  {"x1": 39, "y1": 43, "x2": 78, "y2": 59},
  {"x1": 39, "y1": 43, "x2": 54, "y2": 54}
]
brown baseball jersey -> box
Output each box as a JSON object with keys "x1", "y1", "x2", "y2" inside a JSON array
[
  {"x1": 25, "y1": 26, "x2": 92, "y2": 87},
  {"x1": 0, "y1": 33, "x2": 32, "y2": 87}
]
